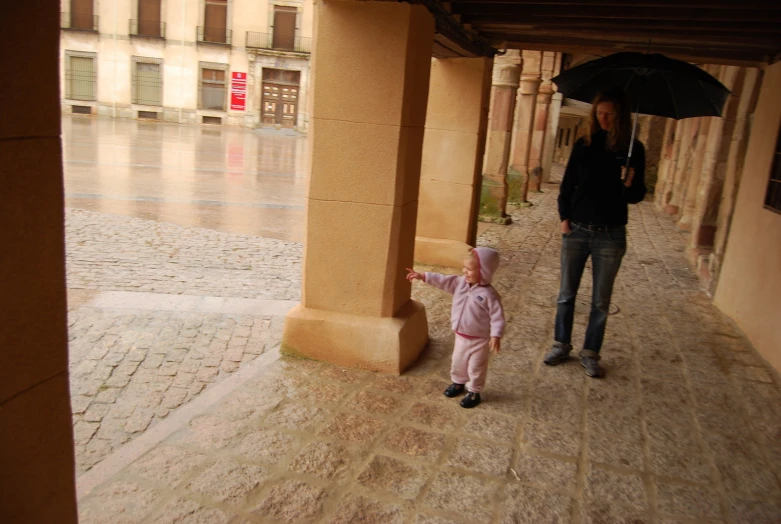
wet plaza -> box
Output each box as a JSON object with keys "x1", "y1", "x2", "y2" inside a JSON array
[
  {"x1": 63, "y1": 116, "x2": 781, "y2": 523},
  {"x1": 63, "y1": 116, "x2": 309, "y2": 243}
]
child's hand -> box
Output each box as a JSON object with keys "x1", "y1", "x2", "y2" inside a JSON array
[
  {"x1": 406, "y1": 268, "x2": 424, "y2": 282},
  {"x1": 489, "y1": 337, "x2": 501, "y2": 354}
]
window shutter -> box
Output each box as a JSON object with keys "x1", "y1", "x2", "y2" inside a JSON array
[
  {"x1": 204, "y1": 0, "x2": 228, "y2": 43},
  {"x1": 138, "y1": 0, "x2": 161, "y2": 37},
  {"x1": 272, "y1": 7, "x2": 296, "y2": 50},
  {"x1": 70, "y1": 0, "x2": 93, "y2": 30}
]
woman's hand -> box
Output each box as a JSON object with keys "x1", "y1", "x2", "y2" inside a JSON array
[
  {"x1": 561, "y1": 220, "x2": 572, "y2": 234},
  {"x1": 406, "y1": 268, "x2": 424, "y2": 282},
  {"x1": 621, "y1": 166, "x2": 635, "y2": 188}
]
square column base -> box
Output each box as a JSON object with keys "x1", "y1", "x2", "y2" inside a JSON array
[
  {"x1": 414, "y1": 237, "x2": 472, "y2": 268},
  {"x1": 281, "y1": 300, "x2": 429, "y2": 374}
]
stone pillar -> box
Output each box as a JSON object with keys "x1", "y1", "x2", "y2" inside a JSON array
[
  {"x1": 508, "y1": 51, "x2": 542, "y2": 206},
  {"x1": 636, "y1": 115, "x2": 667, "y2": 194},
  {"x1": 678, "y1": 65, "x2": 721, "y2": 230},
  {"x1": 0, "y1": 2, "x2": 79, "y2": 523},
  {"x1": 541, "y1": 54, "x2": 563, "y2": 184},
  {"x1": 416, "y1": 57, "x2": 493, "y2": 265},
  {"x1": 542, "y1": 92, "x2": 563, "y2": 183},
  {"x1": 687, "y1": 66, "x2": 740, "y2": 266},
  {"x1": 710, "y1": 67, "x2": 761, "y2": 294},
  {"x1": 282, "y1": 0, "x2": 434, "y2": 373},
  {"x1": 654, "y1": 118, "x2": 677, "y2": 206},
  {"x1": 479, "y1": 51, "x2": 521, "y2": 224},
  {"x1": 658, "y1": 118, "x2": 684, "y2": 211},
  {"x1": 678, "y1": 117, "x2": 712, "y2": 230},
  {"x1": 665, "y1": 118, "x2": 697, "y2": 215},
  {"x1": 528, "y1": 51, "x2": 556, "y2": 192}
]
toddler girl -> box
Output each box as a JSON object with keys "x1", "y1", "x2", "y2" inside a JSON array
[{"x1": 406, "y1": 247, "x2": 505, "y2": 408}]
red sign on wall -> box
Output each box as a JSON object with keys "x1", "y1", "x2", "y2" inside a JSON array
[{"x1": 230, "y1": 72, "x2": 247, "y2": 111}]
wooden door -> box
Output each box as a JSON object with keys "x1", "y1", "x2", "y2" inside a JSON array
[
  {"x1": 278, "y1": 85, "x2": 298, "y2": 127},
  {"x1": 262, "y1": 84, "x2": 280, "y2": 125},
  {"x1": 262, "y1": 83, "x2": 299, "y2": 127}
]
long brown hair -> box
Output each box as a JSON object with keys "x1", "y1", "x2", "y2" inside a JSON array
[{"x1": 579, "y1": 87, "x2": 632, "y2": 152}]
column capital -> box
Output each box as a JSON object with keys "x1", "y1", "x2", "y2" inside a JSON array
[
  {"x1": 538, "y1": 81, "x2": 555, "y2": 97},
  {"x1": 519, "y1": 77, "x2": 541, "y2": 95},
  {"x1": 492, "y1": 63, "x2": 521, "y2": 88},
  {"x1": 536, "y1": 92, "x2": 553, "y2": 105}
]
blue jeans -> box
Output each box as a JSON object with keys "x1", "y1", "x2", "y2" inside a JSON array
[{"x1": 555, "y1": 224, "x2": 626, "y2": 353}]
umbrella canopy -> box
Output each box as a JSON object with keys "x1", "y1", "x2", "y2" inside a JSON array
[{"x1": 551, "y1": 52, "x2": 730, "y2": 120}]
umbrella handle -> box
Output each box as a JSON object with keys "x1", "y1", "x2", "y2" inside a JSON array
[
  {"x1": 626, "y1": 75, "x2": 643, "y2": 171},
  {"x1": 626, "y1": 110, "x2": 638, "y2": 169}
]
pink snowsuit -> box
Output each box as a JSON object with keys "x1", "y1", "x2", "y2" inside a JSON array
[{"x1": 424, "y1": 247, "x2": 505, "y2": 393}]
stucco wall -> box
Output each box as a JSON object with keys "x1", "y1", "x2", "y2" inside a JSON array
[
  {"x1": 59, "y1": 0, "x2": 312, "y2": 129},
  {"x1": 714, "y1": 61, "x2": 781, "y2": 373}
]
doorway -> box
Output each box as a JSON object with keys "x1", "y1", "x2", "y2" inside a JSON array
[{"x1": 261, "y1": 68, "x2": 300, "y2": 128}]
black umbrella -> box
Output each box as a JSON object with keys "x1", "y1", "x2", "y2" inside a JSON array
[{"x1": 551, "y1": 52, "x2": 731, "y2": 164}]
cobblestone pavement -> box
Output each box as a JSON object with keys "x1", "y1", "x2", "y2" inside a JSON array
[
  {"x1": 67, "y1": 208, "x2": 302, "y2": 473},
  {"x1": 67, "y1": 209, "x2": 302, "y2": 300},
  {"x1": 76, "y1": 185, "x2": 781, "y2": 523}
]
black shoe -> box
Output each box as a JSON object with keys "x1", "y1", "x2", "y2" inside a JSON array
[
  {"x1": 444, "y1": 383, "x2": 465, "y2": 398},
  {"x1": 543, "y1": 343, "x2": 572, "y2": 366},
  {"x1": 460, "y1": 392, "x2": 481, "y2": 408}
]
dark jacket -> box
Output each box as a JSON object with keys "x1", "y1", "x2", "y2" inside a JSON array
[{"x1": 558, "y1": 130, "x2": 646, "y2": 226}]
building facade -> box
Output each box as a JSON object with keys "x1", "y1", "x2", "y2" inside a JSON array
[{"x1": 59, "y1": 0, "x2": 313, "y2": 130}]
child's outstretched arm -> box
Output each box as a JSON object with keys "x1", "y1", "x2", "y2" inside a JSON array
[
  {"x1": 405, "y1": 268, "x2": 425, "y2": 282},
  {"x1": 406, "y1": 268, "x2": 460, "y2": 295}
]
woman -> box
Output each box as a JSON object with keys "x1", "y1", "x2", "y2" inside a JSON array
[{"x1": 543, "y1": 87, "x2": 646, "y2": 378}]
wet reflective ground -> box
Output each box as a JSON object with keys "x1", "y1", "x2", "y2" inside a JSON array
[{"x1": 62, "y1": 116, "x2": 309, "y2": 242}]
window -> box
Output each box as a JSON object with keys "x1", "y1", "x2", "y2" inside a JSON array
[
  {"x1": 272, "y1": 6, "x2": 297, "y2": 50},
  {"x1": 70, "y1": 0, "x2": 94, "y2": 30},
  {"x1": 262, "y1": 68, "x2": 300, "y2": 84},
  {"x1": 132, "y1": 57, "x2": 162, "y2": 106},
  {"x1": 565, "y1": 128, "x2": 571, "y2": 147},
  {"x1": 199, "y1": 63, "x2": 228, "y2": 111},
  {"x1": 65, "y1": 51, "x2": 97, "y2": 101},
  {"x1": 204, "y1": 0, "x2": 228, "y2": 43},
  {"x1": 765, "y1": 123, "x2": 781, "y2": 214},
  {"x1": 136, "y1": 0, "x2": 162, "y2": 37},
  {"x1": 557, "y1": 129, "x2": 563, "y2": 148}
]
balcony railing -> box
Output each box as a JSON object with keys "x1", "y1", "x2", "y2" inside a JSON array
[
  {"x1": 197, "y1": 26, "x2": 232, "y2": 46},
  {"x1": 129, "y1": 19, "x2": 166, "y2": 39},
  {"x1": 246, "y1": 32, "x2": 311, "y2": 54},
  {"x1": 61, "y1": 12, "x2": 98, "y2": 32}
]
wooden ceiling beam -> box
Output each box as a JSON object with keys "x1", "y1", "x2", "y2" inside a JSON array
[
  {"x1": 463, "y1": 17, "x2": 779, "y2": 34},
  {"x1": 408, "y1": 0, "x2": 498, "y2": 57},
  {"x1": 472, "y1": 25, "x2": 780, "y2": 44},
  {"x1": 451, "y1": 5, "x2": 780, "y2": 22},
  {"x1": 489, "y1": 35, "x2": 772, "y2": 66},
  {"x1": 445, "y1": 0, "x2": 778, "y2": 8}
]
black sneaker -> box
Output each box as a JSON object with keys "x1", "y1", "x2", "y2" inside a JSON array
[
  {"x1": 444, "y1": 383, "x2": 465, "y2": 398},
  {"x1": 460, "y1": 392, "x2": 481, "y2": 408},
  {"x1": 543, "y1": 342, "x2": 572, "y2": 366},
  {"x1": 580, "y1": 350, "x2": 605, "y2": 378}
]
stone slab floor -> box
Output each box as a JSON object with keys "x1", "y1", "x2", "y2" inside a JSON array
[
  {"x1": 74, "y1": 186, "x2": 781, "y2": 523},
  {"x1": 67, "y1": 209, "x2": 303, "y2": 473}
]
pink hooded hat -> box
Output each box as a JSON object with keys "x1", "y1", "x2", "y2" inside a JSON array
[{"x1": 472, "y1": 247, "x2": 500, "y2": 285}]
